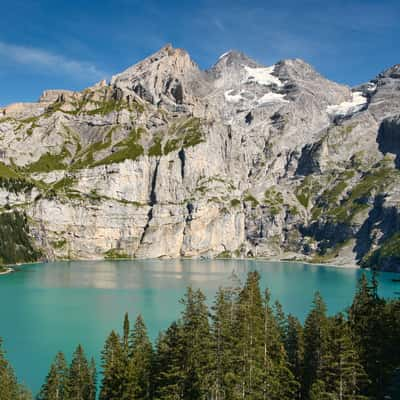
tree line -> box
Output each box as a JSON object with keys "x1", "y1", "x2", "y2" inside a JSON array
[{"x1": 1, "y1": 271, "x2": 400, "y2": 399}]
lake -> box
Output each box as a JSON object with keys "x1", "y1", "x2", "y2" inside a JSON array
[{"x1": 0, "y1": 259, "x2": 399, "y2": 394}]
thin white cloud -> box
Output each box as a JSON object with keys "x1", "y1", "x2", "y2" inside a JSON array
[
  {"x1": 213, "y1": 18, "x2": 226, "y2": 32},
  {"x1": 0, "y1": 41, "x2": 106, "y2": 81}
]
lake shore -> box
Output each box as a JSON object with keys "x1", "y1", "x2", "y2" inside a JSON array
[
  {"x1": 0, "y1": 267, "x2": 14, "y2": 276},
  {"x1": 1, "y1": 255, "x2": 360, "y2": 272}
]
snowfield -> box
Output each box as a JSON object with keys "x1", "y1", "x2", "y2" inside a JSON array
[
  {"x1": 326, "y1": 91, "x2": 367, "y2": 117},
  {"x1": 244, "y1": 65, "x2": 284, "y2": 88}
]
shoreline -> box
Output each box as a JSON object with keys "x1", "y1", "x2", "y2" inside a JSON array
[
  {"x1": 1, "y1": 257, "x2": 396, "y2": 276},
  {"x1": 1, "y1": 255, "x2": 360, "y2": 271},
  {"x1": 0, "y1": 267, "x2": 14, "y2": 276}
]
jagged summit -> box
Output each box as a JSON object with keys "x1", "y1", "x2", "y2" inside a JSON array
[
  {"x1": 110, "y1": 44, "x2": 202, "y2": 108},
  {"x1": 378, "y1": 63, "x2": 400, "y2": 79},
  {"x1": 111, "y1": 44, "x2": 197, "y2": 82},
  {"x1": 274, "y1": 58, "x2": 322, "y2": 81},
  {"x1": 358, "y1": 63, "x2": 400, "y2": 120},
  {"x1": 210, "y1": 50, "x2": 261, "y2": 71}
]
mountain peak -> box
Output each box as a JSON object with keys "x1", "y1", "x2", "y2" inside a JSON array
[
  {"x1": 274, "y1": 58, "x2": 320, "y2": 79},
  {"x1": 110, "y1": 44, "x2": 201, "y2": 108},
  {"x1": 111, "y1": 44, "x2": 195, "y2": 82},
  {"x1": 378, "y1": 63, "x2": 400, "y2": 79},
  {"x1": 211, "y1": 50, "x2": 260, "y2": 72}
]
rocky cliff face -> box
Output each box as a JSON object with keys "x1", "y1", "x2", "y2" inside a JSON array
[{"x1": 1, "y1": 44, "x2": 400, "y2": 270}]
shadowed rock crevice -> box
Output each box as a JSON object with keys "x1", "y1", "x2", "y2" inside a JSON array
[
  {"x1": 377, "y1": 116, "x2": 400, "y2": 168},
  {"x1": 295, "y1": 142, "x2": 323, "y2": 176},
  {"x1": 149, "y1": 159, "x2": 160, "y2": 205},
  {"x1": 355, "y1": 195, "x2": 400, "y2": 265},
  {"x1": 139, "y1": 159, "x2": 160, "y2": 245},
  {"x1": 299, "y1": 220, "x2": 354, "y2": 254},
  {"x1": 178, "y1": 148, "x2": 185, "y2": 180},
  {"x1": 139, "y1": 208, "x2": 153, "y2": 245},
  {"x1": 166, "y1": 79, "x2": 184, "y2": 104}
]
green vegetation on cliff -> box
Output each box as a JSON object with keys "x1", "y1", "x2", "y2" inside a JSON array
[
  {"x1": 86, "y1": 99, "x2": 126, "y2": 116},
  {"x1": 296, "y1": 176, "x2": 322, "y2": 209},
  {"x1": 104, "y1": 248, "x2": 130, "y2": 259},
  {"x1": 164, "y1": 117, "x2": 204, "y2": 155},
  {"x1": 310, "y1": 169, "x2": 355, "y2": 220},
  {"x1": 0, "y1": 162, "x2": 19, "y2": 179},
  {"x1": 243, "y1": 192, "x2": 259, "y2": 207},
  {"x1": 230, "y1": 198, "x2": 241, "y2": 207},
  {"x1": 93, "y1": 128, "x2": 145, "y2": 166},
  {"x1": 264, "y1": 187, "x2": 284, "y2": 215},
  {"x1": 24, "y1": 147, "x2": 71, "y2": 173},
  {"x1": 362, "y1": 232, "x2": 400, "y2": 269},
  {"x1": 148, "y1": 136, "x2": 163, "y2": 157},
  {"x1": 0, "y1": 162, "x2": 35, "y2": 193},
  {"x1": 310, "y1": 164, "x2": 399, "y2": 224},
  {"x1": 0, "y1": 211, "x2": 41, "y2": 265},
  {"x1": 329, "y1": 166, "x2": 396, "y2": 223},
  {"x1": 71, "y1": 128, "x2": 115, "y2": 170},
  {"x1": 68, "y1": 94, "x2": 144, "y2": 116}
]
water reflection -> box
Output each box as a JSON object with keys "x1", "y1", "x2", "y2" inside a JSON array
[{"x1": 1, "y1": 259, "x2": 399, "y2": 394}]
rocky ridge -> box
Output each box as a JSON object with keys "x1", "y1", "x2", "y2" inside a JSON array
[{"x1": 1, "y1": 44, "x2": 400, "y2": 270}]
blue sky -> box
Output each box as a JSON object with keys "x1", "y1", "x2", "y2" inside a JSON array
[{"x1": 0, "y1": 0, "x2": 399, "y2": 106}]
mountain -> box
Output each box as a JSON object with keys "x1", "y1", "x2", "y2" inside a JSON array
[{"x1": 0, "y1": 44, "x2": 399, "y2": 270}]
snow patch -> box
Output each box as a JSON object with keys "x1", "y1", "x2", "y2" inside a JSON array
[
  {"x1": 366, "y1": 82, "x2": 377, "y2": 93},
  {"x1": 224, "y1": 90, "x2": 243, "y2": 103},
  {"x1": 326, "y1": 92, "x2": 367, "y2": 117},
  {"x1": 244, "y1": 65, "x2": 283, "y2": 88},
  {"x1": 218, "y1": 51, "x2": 231, "y2": 60},
  {"x1": 258, "y1": 92, "x2": 289, "y2": 105}
]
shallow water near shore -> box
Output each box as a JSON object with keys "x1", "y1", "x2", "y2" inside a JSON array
[{"x1": 0, "y1": 259, "x2": 398, "y2": 394}]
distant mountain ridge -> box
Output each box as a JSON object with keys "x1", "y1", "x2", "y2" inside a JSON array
[{"x1": 0, "y1": 44, "x2": 399, "y2": 270}]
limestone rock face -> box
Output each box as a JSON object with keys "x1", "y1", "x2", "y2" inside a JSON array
[
  {"x1": 110, "y1": 44, "x2": 206, "y2": 111},
  {"x1": 1, "y1": 45, "x2": 400, "y2": 269},
  {"x1": 39, "y1": 90, "x2": 78, "y2": 103}
]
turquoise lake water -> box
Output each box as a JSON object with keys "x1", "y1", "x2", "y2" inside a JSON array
[{"x1": 0, "y1": 259, "x2": 399, "y2": 394}]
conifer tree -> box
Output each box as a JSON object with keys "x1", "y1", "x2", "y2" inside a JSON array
[
  {"x1": 0, "y1": 338, "x2": 31, "y2": 400},
  {"x1": 284, "y1": 314, "x2": 304, "y2": 398},
  {"x1": 385, "y1": 298, "x2": 400, "y2": 387},
  {"x1": 122, "y1": 312, "x2": 130, "y2": 353},
  {"x1": 67, "y1": 345, "x2": 93, "y2": 400},
  {"x1": 88, "y1": 358, "x2": 96, "y2": 400},
  {"x1": 273, "y1": 300, "x2": 286, "y2": 341},
  {"x1": 348, "y1": 273, "x2": 393, "y2": 398},
  {"x1": 17, "y1": 385, "x2": 32, "y2": 400},
  {"x1": 317, "y1": 314, "x2": 369, "y2": 400},
  {"x1": 303, "y1": 292, "x2": 330, "y2": 399},
  {"x1": 153, "y1": 322, "x2": 185, "y2": 400},
  {"x1": 179, "y1": 287, "x2": 213, "y2": 399},
  {"x1": 99, "y1": 331, "x2": 125, "y2": 400},
  {"x1": 38, "y1": 352, "x2": 69, "y2": 400},
  {"x1": 262, "y1": 289, "x2": 298, "y2": 400},
  {"x1": 125, "y1": 314, "x2": 153, "y2": 400},
  {"x1": 211, "y1": 287, "x2": 240, "y2": 399},
  {"x1": 309, "y1": 380, "x2": 328, "y2": 400},
  {"x1": 235, "y1": 271, "x2": 265, "y2": 398},
  {"x1": 0, "y1": 338, "x2": 20, "y2": 400}
]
